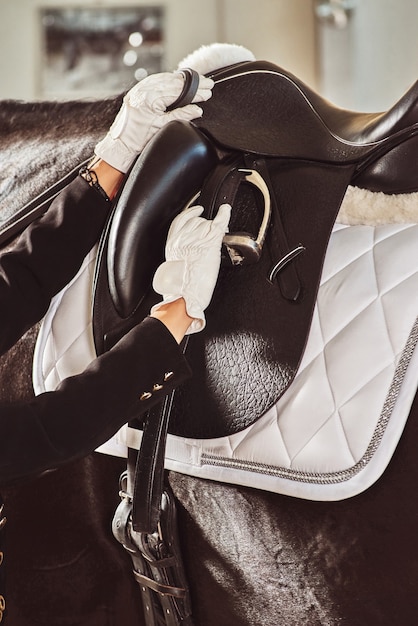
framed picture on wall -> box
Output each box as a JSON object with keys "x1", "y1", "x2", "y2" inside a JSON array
[{"x1": 40, "y1": 6, "x2": 164, "y2": 99}]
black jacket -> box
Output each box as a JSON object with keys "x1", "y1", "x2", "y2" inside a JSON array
[
  {"x1": 0, "y1": 175, "x2": 192, "y2": 623},
  {"x1": 0, "y1": 176, "x2": 191, "y2": 486}
]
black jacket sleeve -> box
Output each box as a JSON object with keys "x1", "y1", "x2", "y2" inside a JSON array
[
  {"x1": 0, "y1": 177, "x2": 111, "y2": 355},
  {"x1": 0, "y1": 176, "x2": 112, "y2": 617},
  {"x1": 0, "y1": 316, "x2": 191, "y2": 487},
  {"x1": 0, "y1": 177, "x2": 193, "y2": 487}
]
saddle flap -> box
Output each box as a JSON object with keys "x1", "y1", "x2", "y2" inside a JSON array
[
  {"x1": 92, "y1": 121, "x2": 219, "y2": 354},
  {"x1": 166, "y1": 159, "x2": 356, "y2": 438}
]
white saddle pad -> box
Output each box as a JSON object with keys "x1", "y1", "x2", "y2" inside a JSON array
[{"x1": 33, "y1": 216, "x2": 418, "y2": 501}]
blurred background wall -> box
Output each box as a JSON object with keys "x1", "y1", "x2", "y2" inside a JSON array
[
  {"x1": 0, "y1": 0, "x2": 417, "y2": 111},
  {"x1": 0, "y1": 0, "x2": 317, "y2": 101},
  {"x1": 316, "y1": 0, "x2": 418, "y2": 110}
]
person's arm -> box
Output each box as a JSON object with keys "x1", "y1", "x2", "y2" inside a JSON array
[
  {"x1": 0, "y1": 201, "x2": 230, "y2": 487},
  {"x1": 150, "y1": 297, "x2": 194, "y2": 344},
  {"x1": 82, "y1": 157, "x2": 125, "y2": 199},
  {"x1": 0, "y1": 178, "x2": 111, "y2": 356},
  {"x1": 0, "y1": 316, "x2": 191, "y2": 487},
  {"x1": 0, "y1": 69, "x2": 213, "y2": 356}
]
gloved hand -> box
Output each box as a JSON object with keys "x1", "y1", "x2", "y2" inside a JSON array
[
  {"x1": 94, "y1": 71, "x2": 214, "y2": 173},
  {"x1": 151, "y1": 203, "x2": 231, "y2": 334}
]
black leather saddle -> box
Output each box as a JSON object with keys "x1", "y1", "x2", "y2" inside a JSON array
[{"x1": 92, "y1": 59, "x2": 418, "y2": 440}]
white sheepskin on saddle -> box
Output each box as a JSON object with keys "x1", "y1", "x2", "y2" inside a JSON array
[
  {"x1": 178, "y1": 42, "x2": 255, "y2": 75},
  {"x1": 338, "y1": 186, "x2": 418, "y2": 225}
]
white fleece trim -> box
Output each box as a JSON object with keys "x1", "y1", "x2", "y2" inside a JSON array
[
  {"x1": 177, "y1": 43, "x2": 255, "y2": 75},
  {"x1": 337, "y1": 186, "x2": 418, "y2": 225}
]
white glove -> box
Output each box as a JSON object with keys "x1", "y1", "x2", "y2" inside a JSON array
[
  {"x1": 94, "y1": 71, "x2": 214, "y2": 173},
  {"x1": 151, "y1": 204, "x2": 231, "y2": 334}
]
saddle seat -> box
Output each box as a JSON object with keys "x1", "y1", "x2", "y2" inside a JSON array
[
  {"x1": 217, "y1": 60, "x2": 418, "y2": 140},
  {"x1": 199, "y1": 59, "x2": 418, "y2": 150},
  {"x1": 196, "y1": 60, "x2": 418, "y2": 193}
]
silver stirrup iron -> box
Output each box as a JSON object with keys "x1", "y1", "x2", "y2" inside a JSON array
[{"x1": 223, "y1": 168, "x2": 271, "y2": 265}]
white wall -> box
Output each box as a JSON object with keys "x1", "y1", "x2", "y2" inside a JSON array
[
  {"x1": 0, "y1": 0, "x2": 317, "y2": 101},
  {"x1": 216, "y1": 0, "x2": 317, "y2": 86},
  {"x1": 317, "y1": 0, "x2": 418, "y2": 111}
]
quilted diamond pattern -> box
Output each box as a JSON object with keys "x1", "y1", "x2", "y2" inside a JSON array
[
  {"x1": 33, "y1": 222, "x2": 418, "y2": 498},
  {"x1": 284, "y1": 224, "x2": 418, "y2": 469},
  {"x1": 192, "y1": 222, "x2": 418, "y2": 496},
  {"x1": 33, "y1": 247, "x2": 97, "y2": 395}
]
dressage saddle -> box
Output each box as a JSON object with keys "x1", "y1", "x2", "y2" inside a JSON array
[
  {"x1": 88, "y1": 59, "x2": 418, "y2": 546},
  {"x1": 92, "y1": 59, "x2": 418, "y2": 440}
]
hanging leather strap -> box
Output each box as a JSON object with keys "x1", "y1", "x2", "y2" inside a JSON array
[
  {"x1": 130, "y1": 395, "x2": 174, "y2": 533},
  {"x1": 130, "y1": 336, "x2": 189, "y2": 534},
  {"x1": 246, "y1": 156, "x2": 303, "y2": 301}
]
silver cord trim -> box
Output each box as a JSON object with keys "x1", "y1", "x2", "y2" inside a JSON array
[{"x1": 201, "y1": 315, "x2": 418, "y2": 485}]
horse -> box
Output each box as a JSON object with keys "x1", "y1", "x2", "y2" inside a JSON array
[{"x1": 2, "y1": 65, "x2": 418, "y2": 626}]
